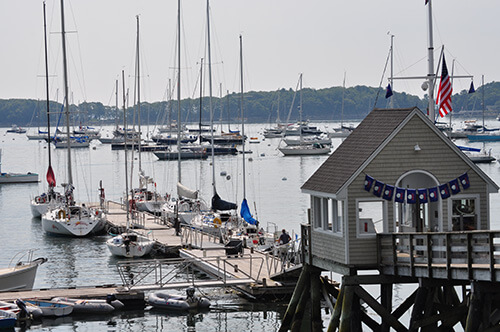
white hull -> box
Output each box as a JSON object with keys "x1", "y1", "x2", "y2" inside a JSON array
[
  {"x1": 279, "y1": 145, "x2": 330, "y2": 156},
  {"x1": 0, "y1": 173, "x2": 38, "y2": 184},
  {"x1": 42, "y1": 207, "x2": 105, "y2": 237},
  {"x1": 0, "y1": 257, "x2": 46, "y2": 292},
  {"x1": 283, "y1": 137, "x2": 332, "y2": 146},
  {"x1": 135, "y1": 200, "x2": 164, "y2": 215},
  {"x1": 106, "y1": 232, "x2": 155, "y2": 258}
]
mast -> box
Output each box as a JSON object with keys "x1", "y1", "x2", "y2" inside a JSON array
[
  {"x1": 239, "y1": 35, "x2": 246, "y2": 199},
  {"x1": 176, "y1": 0, "x2": 182, "y2": 183},
  {"x1": 43, "y1": 1, "x2": 54, "y2": 186},
  {"x1": 135, "y1": 15, "x2": 142, "y2": 172},
  {"x1": 198, "y1": 58, "x2": 203, "y2": 144},
  {"x1": 341, "y1": 72, "x2": 346, "y2": 128},
  {"x1": 389, "y1": 33, "x2": 394, "y2": 108},
  {"x1": 426, "y1": 0, "x2": 436, "y2": 121},
  {"x1": 122, "y1": 71, "x2": 130, "y2": 226},
  {"x1": 207, "y1": 0, "x2": 216, "y2": 196},
  {"x1": 299, "y1": 73, "x2": 303, "y2": 143},
  {"x1": 482, "y1": 75, "x2": 485, "y2": 130},
  {"x1": 60, "y1": 0, "x2": 72, "y2": 186}
]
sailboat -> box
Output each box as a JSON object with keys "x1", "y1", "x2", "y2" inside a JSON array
[
  {"x1": 278, "y1": 74, "x2": 331, "y2": 156},
  {"x1": 31, "y1": 2, "x2": 64, "y2": 217},
  {"x1": 161, "y1": 0, "x2": 210, "y2": 226},
  {"x1": 128, "y1": 16, "x2": 167, "y2": 215},
  {"x1": 107, "y1": 71, "x2": 155, "y2": 258},
  {"x1": 41, "y1": 0, "x2": 106, "y2": 237}
]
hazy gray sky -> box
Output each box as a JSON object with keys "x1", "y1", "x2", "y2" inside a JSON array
[{"x1": 0, "y1": 0, "x2": 497, "y2": 105}]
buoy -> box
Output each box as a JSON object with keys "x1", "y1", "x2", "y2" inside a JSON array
[
  {"x1": 226, "y1": 175, "x2": 231, "y2": 180},
  {"x1": 282, "y1": 177, "x2": 287, "y2": 181}
]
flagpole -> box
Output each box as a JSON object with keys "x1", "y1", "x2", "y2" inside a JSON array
[{"x1": 427, "y1": 0, "x2": 436, "y2": 121}]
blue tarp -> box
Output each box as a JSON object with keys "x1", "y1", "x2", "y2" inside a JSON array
[{"x1": 240, "y1": 198, "x2": 257, "y2": 225}]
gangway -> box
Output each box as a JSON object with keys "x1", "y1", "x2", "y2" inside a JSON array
[{"x1": 116, "y1": 255, "x2": 263, "y2": 292}]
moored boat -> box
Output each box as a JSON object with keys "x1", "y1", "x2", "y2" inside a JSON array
[
  {"x1": 24, "y1": 299, "x2": 73, "y2": 317},
  {"x1": 0, "y1": 251, "x2": 47, "y2": 292},
  {"x1": 51, "y1": 296, "x2": 124, "y2": 314},
  {"x1": 146, "y1": 288, "x2": 210, "y2": 311}
]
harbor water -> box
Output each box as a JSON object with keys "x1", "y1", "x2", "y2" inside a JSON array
[{"x1": 2, "y1": 120, "x2": 500, "y2": 331}]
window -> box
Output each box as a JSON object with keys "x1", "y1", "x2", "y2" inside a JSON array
[
  {"x1": 452, "y1": 198, "x2": 477, "y2": 231},
  {"x1": 357, "y1": 200, "x2": 385, "y2": 236},
  {"x1": 312, "y1": 196, "x2": 343, "y2": 234}
]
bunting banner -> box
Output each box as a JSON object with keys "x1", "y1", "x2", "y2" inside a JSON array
[
  {"x1": 395, "y1": 187, "x2": 405, "y2": 203},
  {"x1": 418, "y1": 188, "x2": 428, "y2": 204},
  {"x1": 449, "y1": 178, "x2": 461, "y2": 195},
  {"x1": 363, "y1": 172, "x2": 470, "y2": 204},
  {"x1": 406, "y1": 189, "x2": 417, "y2": 204},
  {"x1": 459, "y1": 172, "x2": 470, "y2": 189},
  {"x1": 429, "y1": 187, "x2": 439, "y2": 202},
  {"x1": 364, "y1": 175, "x2": 374, "y2": 192},
  {"x1": 439, "y1": 183, "x2": 451, "y2": 199},
  {"x1": 382, "y1": 185, "x2": 394, "y2": 200},
  {"x1": 373, "y1": 181, "x2": 384, "y2": 197}
]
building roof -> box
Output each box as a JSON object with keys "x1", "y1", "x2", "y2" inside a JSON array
[{"x1": 301, "y1": 107, "x2": 499, "y2": 195}]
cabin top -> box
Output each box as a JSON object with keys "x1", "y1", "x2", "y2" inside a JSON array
[{"x1": 301, "y1": 107, "x2": 499, "y2": 195}]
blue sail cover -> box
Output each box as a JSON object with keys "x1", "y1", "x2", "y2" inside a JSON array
[
  {"x1": 240, "y1": 198, "x2": 257, "y2": 225},
  {"x1": 211, "y1": 192, "x2": 237, "y2": 211}
]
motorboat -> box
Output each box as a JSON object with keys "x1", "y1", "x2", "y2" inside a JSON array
[
  {"x1": 106, "y1": 231, "x2": 155, "y2": 258},
  {"x1": 283, "y1": 135, "x2": 332, "y2": 146},
  {"x1": 147, "y1": 288, "x2": 210, "y2": 311},
  {"x1": 0, "y1": 149, "x2": 38, "y2": 184},
  {"x1": 278, "y1": 142, "x2": 331, "y2": 156},
  {"x1": 6, "y1": 125, "x2": 26, "y2": 134},
  {"x1": 0, "y1": 250, "x2": 47, "y2": 292},
  {"x1": 0, "y1": 310, "x2": 16, "y2": 329},
  {"x1": 24, "y1": 299, "x2": 73, "y2": 317}
]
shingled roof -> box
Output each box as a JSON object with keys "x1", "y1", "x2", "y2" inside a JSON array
[{"x1": 301, "y1": 108, "x2": 418, "y2": 195}]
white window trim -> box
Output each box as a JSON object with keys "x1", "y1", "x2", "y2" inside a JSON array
[
  {"x1": 447, "y1": 193, "x2": 480, "y2": 231},
  {"x1": 356, "y1": 198, "x2": 387, "y2": 238}
]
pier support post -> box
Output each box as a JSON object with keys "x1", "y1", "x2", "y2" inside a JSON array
[
  {"x1": 279, "y1": 264, "x2": 310, "y2": 332},
  {"x1": 311, "y1": 267, "x2": 323, "y2": 332}
]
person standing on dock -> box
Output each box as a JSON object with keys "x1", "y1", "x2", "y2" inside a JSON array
[{"x1": 279, "y1": 229, "x2": 291, "y2": 245}]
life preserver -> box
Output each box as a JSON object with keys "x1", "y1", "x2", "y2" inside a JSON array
[
  {"x1": 213, "y1": 217, "x2": 222, "y2": 228},
  {"x1": 58, "y1": 209, "x2": 66, "y2": 219}
]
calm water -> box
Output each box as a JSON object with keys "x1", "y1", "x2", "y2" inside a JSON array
[
  {"x1": 3, "y1": 119, "x2": 500, "y2": 331},
  {"x1": 0, "y1": 122, "x2": 336, "y2": 331}
]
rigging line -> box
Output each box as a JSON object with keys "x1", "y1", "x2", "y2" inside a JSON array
[{"x1": 373, "y1": 47, "x2": 391, "y2": 109}]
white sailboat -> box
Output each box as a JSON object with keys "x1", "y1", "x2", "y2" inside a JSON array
[
  {"x1": 31, "y1": 2, "x2": 66, "y2": 218},
  {"x1": 41, "y1": 0, "x2": 105, "y2": 237},
  {"x1": 278, "y1": 74, "x2": 331, "y2": 156},
  {"x1": 161, "y1": 0, "x2": 210, "y2": 226},
  {"x1": 106, "y1": 71, "x2": 154, "y2": 258},
  {"x1": 129, "y1": 16, "x2": 166, "y2": 215}
]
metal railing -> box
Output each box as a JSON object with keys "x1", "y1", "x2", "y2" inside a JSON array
[
  {"x1": 116, "y1": 255, "x2": 264, "y2": 291},
  {"x1": 180, "y1": 225, "x2": 224, "y2": 249}
]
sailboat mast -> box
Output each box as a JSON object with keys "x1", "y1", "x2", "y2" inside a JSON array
[
  {"x1": 122, "y1": 72, "x2": 130, "y2": 224},
  {"x1": 198, "y1": 58, "x2": 203, "y2": 145},
  {"x1": 136, "y1": 15, "x2": 142, "y2": 172},
  {"x1": 426, "y1": 0, "x2": 436, "y2": 121},
  {"x1": 207, "y1": 0, "x2": 216, "y2": 195},
  {"x1": 389, "y1": 34, "x2": 394, "y2": 108},
  {"x1": 239, "y1": 35, "x2": 246, "y2": 199},
  {"x1": 176, "y1": 0, "x2": 182, "y2": 183},
  {"x1": 60, "y1": 0, "x2": 72, "y2": 185},
  {"x1": 299, "y1": 73, "x2": 303, "y2": 142},
  {"x1": 341, "y1": 72, "x2": 345, "y2": 128},
  {"x1": 43, "y1": 1, "x2": 52, "y2": 169},
  {"x1": 482, "y1": 74, "x2": 485, "y2": 130}
]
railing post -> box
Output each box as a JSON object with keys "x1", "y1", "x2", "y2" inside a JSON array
[
  {"x1": 446, "y1": 233, "x2": 451, "y2": 280},
  {"x1": 490, "y1": 232, "x2": 495, "y2": 281},
  {"x1": 426, "y1": 233, "x2": 432, "y2": 278},
  {"x1": 467, "y1": 232, "x2": 473, "y2": 280},
  {"x1": 409, "y1": 233, "x2": 414, "y2": 276}
]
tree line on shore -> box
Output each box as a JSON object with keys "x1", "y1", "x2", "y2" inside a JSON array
[{"x1": 2, "y1": 82, "x2": 500, "y2": 127}]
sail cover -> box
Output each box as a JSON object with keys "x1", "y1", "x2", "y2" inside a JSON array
[
  {"x1": 177, "y1": 182, "x2": 198, "y2": 200},
  {"x1": 212, "y1": 192, "x2": 237, "y2": 211},
  {"x1": 240, "y1": 198, "x2": 257, "y2": 225}
]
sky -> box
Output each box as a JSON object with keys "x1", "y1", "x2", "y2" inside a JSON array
[{"x1": 1, "y1": 0, "x2": 498, "y2": 105}]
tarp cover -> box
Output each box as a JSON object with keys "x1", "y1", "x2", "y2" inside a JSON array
[
  {"x1": 212, "y1": 192, "x2": 237, "y2": 211},
  {"x1": 240, "y1": 198, "x2": 257, "y2": 225},
  {"x1": 177, "y1": 182, "x2": 198, "y2": 199}
]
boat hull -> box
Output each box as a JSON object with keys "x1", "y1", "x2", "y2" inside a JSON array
[
  {"x1": 0, "y1": 173, "x2": 38, "y2": 184},
  {"x1": 0, "y1": 259, "x2": 45, "y2": 292},
  {"x1": 41, "y1": 207, "x2": 105, "y2": 237}
]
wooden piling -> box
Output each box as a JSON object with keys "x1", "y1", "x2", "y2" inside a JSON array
[
  {"x1": 311, "y1": 268, "x2": 323, "y2": 332},
  {"x1": 279, "y1": 264, "x2": 310, "y2": 332},
  {"x1": 327, "y1": 284, "x2": 344, "y2": 332}
]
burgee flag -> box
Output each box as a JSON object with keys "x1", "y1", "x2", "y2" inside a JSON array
[
  {"x1": 436, "y1": 54, "x2": 453, "y2": 117},
  {"x1": 385, "y1": 83, "x2": 393, "y2": 99},
  {"x1": 469, "y1": 81, "x2": 475, "y2": 94}
]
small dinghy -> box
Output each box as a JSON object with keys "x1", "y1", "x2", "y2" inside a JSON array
[
  {"x1": 51, "y1": 295, "x2": 124, "y2": 314},
  {"x1": 0, "y1": 299, "x2": 43, "y2": 320},
  {"x1": 24, "y1": 299, "x2": 73, "y2": 317},
  {"x1": 0, "y1": 310, "x2": 16, "y2": 329},
  {"x1": 147, "y1": 287, "x2": 210, "y2": 311}
]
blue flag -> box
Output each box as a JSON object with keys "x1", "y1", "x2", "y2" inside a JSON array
[
  {"x1": 439, "y1": 184, "x2": 451, "y2": 199},
  {"x1": 395, "y1": 187, "x2": 405, "y2": 203},
  {"x1": 428, "y1": 187, "x2": 439, "y2": 202},
  {"x1": 459, "y1": 172, "x2": 470, "y2": 189},
  {"x1": 468, "y1": 81, "x2": 475, "y2": 94},
  {"x1": 449, "y1": 178, "x2": 461, "y2": 195},
  {"x1": 418, "y1": 188, "x2": 428, "y2": 204},
  {"x1": 382, "y1": 185, "x2": 394, "y2": 201},
  {"x1": 240, "y1": 198, "x2": 257, "y2": 225},
  {"x1": 406, "y1": 189, "x2": 417, "y2": 204},
  {"x1": 364, "y1": 175, "x2": 374, "y2": 192},
  {"x1": 385, "y1": 83, "x2": 393, "y2": 99},
  {"x1": 373, "y1": 181, "x2": 384, "y2": 197}
]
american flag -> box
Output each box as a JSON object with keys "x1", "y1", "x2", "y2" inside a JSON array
[{"x1": 436, "y1": 55, "x2": 452, "y2": 117}]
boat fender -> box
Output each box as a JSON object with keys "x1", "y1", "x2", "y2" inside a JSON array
[
  {"x1": 213, "y1": 217, "x2": 222, "y2": 228},
  {"x1": 58, "y1": 209, "x2": 66, "y2": 219}
]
